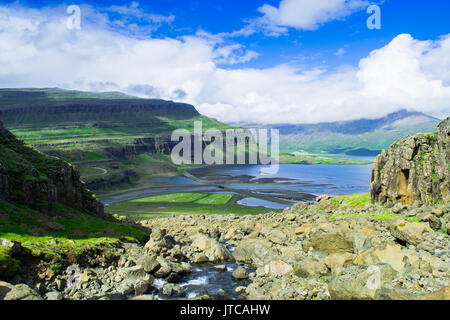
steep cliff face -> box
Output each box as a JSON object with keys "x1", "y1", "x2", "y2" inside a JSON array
[
  {"x1": 0, "y1": 120, "x2": 103, "y2": 215},
  {"x1": 371, "y1": 117, "x2": 449, "y2": 206}
]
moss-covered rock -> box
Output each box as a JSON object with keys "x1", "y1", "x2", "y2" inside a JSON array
[
  {"x1": 0, "y1": 247, "x2": 19, "y2": 280},
  {"x1": 370, "y1": 117, "x2": 449, "y2": 206}
]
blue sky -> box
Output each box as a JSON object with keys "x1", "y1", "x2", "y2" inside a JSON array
[
  {"x1": 0, "y1": 0, "x2": 449, "y2": 123},
  {"x1": 12, "y1": 0, "x2": 448, "y2": 70}
]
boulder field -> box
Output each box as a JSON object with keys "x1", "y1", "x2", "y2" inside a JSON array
[{"x1": 1, "y1": 195, "x2": 448, "y2": 300}]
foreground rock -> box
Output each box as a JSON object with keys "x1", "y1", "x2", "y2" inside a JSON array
[
  {"x1": 1, "y1": 194, "x2": 448, "y2": 301},
  {"x1": 371, "y1": 117, "x2": 449, "y2": 206},
  {"x1": 0, "y1": 281, "x2": 43, "y2": 300},
  {"x1": 191, "y1": 234, "x2": 233, "y2": 263},
  {"x1": 139, "y1": 196, "x2": 449, "y2": 300},
  {"x1": 328, "y1": 264, "x2": 398, "y2": 300}
]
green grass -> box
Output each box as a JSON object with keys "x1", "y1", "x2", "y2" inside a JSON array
[
  {"x1": 0, "y1": 246, "x2": 20, "y2": 280},
  {"x1": 416, "y1": 132, "x2": 437, "y2": 140},
  {"x1": 194, "y1": 193, "x2": 235, "y2": 205},
  {"x1": 0, "y1": 201, "x2": 149, "y2": 278},
  {"x1": 323, "y1": 193, "x2": 421, "y2": 222},
  {"x1": 8, "y1": 113, "x2": 238, "y2": 193},
  {"x1": 107, "y1": 191, "x2": 278, "y2": 219},
  {"x1": 331, "y1": 193, "x2": 371, "y2": 210},
  {"x1": 107, "y1": 202, "x2": 277, "y2": 219},
  {"x1": 130, "y1": 192, "x2": 235, "y2": 205},
  {"x1": 130, "y1": 192, "x2": 208, "y2": 203},
  {"x1": 78, "y1": 167, "x2": 107, "y2": 176},
  {"x1": 330, "y1": 211, "x2": 419, "y2": 222},
  {"x1": 279, "y1": 153, "x2": 371, "y2": 165}
]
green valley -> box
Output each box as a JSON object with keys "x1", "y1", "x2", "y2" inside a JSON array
[{"x1": 0, "y1": 88, "x2": 235, "y2": 195}]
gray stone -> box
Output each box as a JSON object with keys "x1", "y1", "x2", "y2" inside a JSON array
[
  {"x1": 233, "y1": 239, "x2": 278, "y2": 266},
  {"x1": 294, "y1": 255, "x2": 328, "y2": 278},
  {"x1": 0, "y1": 281, "x2": 13, "y2": 300},
  {"x1": 310, "y1": 228, "x2": 354, "y2": 254},
  {"x1": 191, "y1": 234, "x2": 232, "y2": 263},
  {"x1": 137, "y1": 255, "x2": 161, "y2": 273},
  {"x1": 3, "y1": 284, "x2": 43, "y2": 300},
  {"x1": 328, "y1": 264, "x2": 398, "y2": 300},
  {"x1": 45, "y1": 291, "x2": 63, "y2": 300},
  {"x1": 232, "y1": 266, "x2": 249, "y2": 280}
]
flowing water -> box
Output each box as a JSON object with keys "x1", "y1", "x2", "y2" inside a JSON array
[{"x1": 150, "y1": 246, "x2": 252, "y2": 300}]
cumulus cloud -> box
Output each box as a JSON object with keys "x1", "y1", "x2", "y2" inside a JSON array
[
  {"x1": 0, "y1": 4, "x2": 449, "y2": 124},
  {"x1": 216, "y1": 0, "x2": 374, "y2": 38},
  {"x1": 257, "y1": 0, "x2": 370, "y2": 32}
]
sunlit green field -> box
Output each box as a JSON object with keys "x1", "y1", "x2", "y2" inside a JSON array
[
  {"x1": 130, "y1": 192, "x2": 235, "y2": 205},
  {"x1": 107, "y1": 191, "x2": 279, "y2": 220},
  {"x1": 279, "y1": 153, "x2": 371, "y2": 165}
]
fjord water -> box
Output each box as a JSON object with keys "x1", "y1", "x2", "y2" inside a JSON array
[
  {"x1": 103, "y1": 163, "x2": 373, "y2": 209},
  {"x1": 200, "y1": 163, "x2": 373, "y2": 209},
  {"x1": 211, "y1": 163, "x2": 372, "y2": 191}
]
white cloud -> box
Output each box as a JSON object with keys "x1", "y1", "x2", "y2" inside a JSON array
[
  {"x1": 108, "y1": 1, "x2": 175, "y2": 26},
  {"x1": 215, "y1": 0, "x2": 372, "y2": 38},
  {"x1": 335, "y1": 48, "x2": 346, "y2": 56},
  {"x1": 0, "y1": 5, "x2": 449, "y2": 124},
  {"x1": 258, "y1": 0, "x2": 370, "y2": 31}
]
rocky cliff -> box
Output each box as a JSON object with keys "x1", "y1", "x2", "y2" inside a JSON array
[
  {"x1": 371, "y1": 117, "x2": 449, "y2": 206},
  {"x1": 0, "y1": 120, "x2": 103, "y2": 215}
]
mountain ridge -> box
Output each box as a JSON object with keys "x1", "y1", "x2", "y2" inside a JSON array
[
  {"x1": 240, "y1": 109, "x2": 441, "y2": 156},
  {"x1": 0, "y1": 88, "x2": 233, "y2": 193}
]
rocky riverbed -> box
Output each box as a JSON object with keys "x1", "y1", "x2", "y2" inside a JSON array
[{"x1": 1, "y1": 194, "x2": 448, "y2": 300}]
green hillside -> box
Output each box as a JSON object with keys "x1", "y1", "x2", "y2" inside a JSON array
[
  {"x1": 0, "y1": 119, "x2": 148, "y2": 280},
  {"x1": 0, "y1": 89, "x2": 233, "y2": 194}
]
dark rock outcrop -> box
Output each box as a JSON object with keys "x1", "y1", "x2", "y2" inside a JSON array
[
  {"x1": 371, "y1": 117, "x2": 449, "y2": 206},
  {"x1": 0, "y1": 161, "x2": 9, "y2": 201},
  {"x1": 0, "y1": 120, "x2": 103, "y2": 215}
]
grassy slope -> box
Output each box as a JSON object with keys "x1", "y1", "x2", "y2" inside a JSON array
[
  {"x1": 315, "y1": 193, "x2": 420, "y2": 222},
  {"x1": 0, "y1": 113, "x2": 149, "y2": 280},
  {"x1": 0, "y1": 200, "x2": 148, "y2": 279},
  {"x1": 10, "y1": 115, "x2": 237, "y2": 194}
]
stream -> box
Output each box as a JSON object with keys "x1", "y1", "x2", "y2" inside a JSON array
[{"x1": 151, "y1": 247, "x2": 252, "y2": 300}]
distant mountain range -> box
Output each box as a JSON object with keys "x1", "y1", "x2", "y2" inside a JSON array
[{"x1": 241, "y1": 110, "x2": 441, "y2": 156}]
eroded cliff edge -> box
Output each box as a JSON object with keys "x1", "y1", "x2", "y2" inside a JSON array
[
  {"x1": 0, "y1": 120, "x2": 103, "y2": 215},
  {"x1": 371, "y1": 117, "x2": 449, "y2": 206}
]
